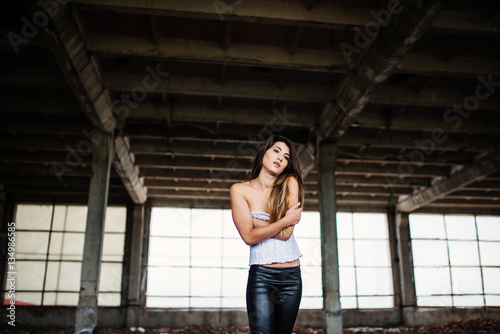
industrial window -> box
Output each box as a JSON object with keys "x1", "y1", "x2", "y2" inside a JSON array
[
  {"x1": 147, "y1": 208, "x2": 394, "y2": 309},
  {"x1": 3, "y1": 204, "x2": 126, "y2": 306},
  {"x1": 410, "y1": 214, "x2": 500, "y2": 307},
  {"x1": 336, "y1": 212, "x2": 394, "y2": 309}
]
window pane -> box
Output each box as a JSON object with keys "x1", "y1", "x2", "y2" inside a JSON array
[
  {"x1": 15, "y1": 261, "x2": 46, "y2": 291},
  {"x1": 448, "y1": 241, "x2": 479, "y2": 266},
  {"x1": 338, "y1": 240, "x2": 354, "y2": 266},
  {"x1": 411, "y1": 240, "x2": 449, "y2": 266},
  {"x1": 16, "y1": 204, "x2": 53, "y2": 230},
  {"x1": 300, "y1": 296, "x2": 322, "y2": 309},
  {"x1": 44, "y1": 261, "x2": 81, "y2": 292},
  {"x1": 222, "y1": 210, "x2": 239, "y2": 238},
  {"x1": 483, "y1": 268, "x2": 500, "y2": 294},
  {"x1": 417, "y1": 295, "x2": 452, "y2": 307},
  {"x1": 221, "y1": 296, "x2": 246, "y2": 308},
  {"x1": 451, "y1": 267, "x2": 483, "y2": 294},
  {"x1": 356, "y1": 268, "x2": 393, "y2": 296},
  {"x1": 222, "y1": 239, "x2": 247, "y2": 268},
  {"x1": 476, "y1": 216, "x2": 500, "y2": 241},
  {"x1": 340, "y1": 296, "x2": 357, "y2": 309},
  {"x1": 192, "y1": 209, "x2": 222, "y2": 237},
  {"x1": 147, "y1": 267, "x2": 189, "y2": 298},
  {"x1": 445, "y1": 215, "x2": 476, "y2": 240},
  {"x1": 149, "y1": 237, "x2": 190, "y2": 266},
  {"x1": 301, "y1": 266, "x2": 322, "y2": 297},
  {"x1": 353, "y1": 213, "x2": 388, "y2": 239},
  {"x1": 414, "y1": 267, "x2": 451, "y2": 296},
  {"x1": 453, "y1": 295, "x2": 484, "y2": 307},
  {"x1": 150, "y1": 208, "x2": 190, "y2": 237},
  {"x1": 479, "y1": 242, "x2": 500, "y2": 266},
  {"x1": 50, "y1": 292, "x2": 79, "y2": 306},
  {"x1": 191, "y1": 268, "x2": 221, "y2": 296},
  {"x1": 354, "y1": 240, "x2": 391, "y2": 267},
  {"x1": 192, "y1": 239, "x2": 222, "y2": 261},
  {"x1": 14, "y1": 292, "x2": 42, "y2": 305},
  {"x1": 102, "y1": 233, "x2": 124, "y2": 262},
  {"x1": 221, "y1": 269, "x2": 247, "y2": 297},
  {"x1": 99, "y1": 262, "x2": 122, "y2": 292},
  {"x1": 297, "y1": 238, "x2": 321, "y2": 265},
  {"x1": 61, "y1": 205, "x2": 88, "y2": 232},
  {"x1": 105, "y1": 207, "x2": 126, "y2": 233},
  {"x1": 357, "y1": 296, "x2": 393, "y2": 309},
  {"x1": 16, "y1": 231, "x2": 49, "y2": 260},
  {"x1": 485, "y1": 295, "x2": 500, "y2": 306},
  {"x1": 336, "y1": 213, "x2": 352, "y2": 239},
  {"x1": 191, "y1": 297, "x2": 220, "y2": 308},
  {"x1": 409, "y1": 214, "x2": 445, "y2": 239},
  {"x1": 60, "y1": 233, "x2": 85, "y2": 260},
  {"x1": 339, "y1": 267, "x2": 356, "y2": 296},
  {"x1": 296, "y1": 211, "x2": 320, "y2": 238},
  {"x1": 147, "y1": 297, "x2": 189, "y2": 308},
  {"x1": 98, "y1": 293, "x2": 121, "y2": 306}
]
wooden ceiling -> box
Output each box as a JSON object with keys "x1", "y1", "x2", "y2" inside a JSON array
[{"x1": 1, "y1": 0, "x2": 500, "y2": 214}]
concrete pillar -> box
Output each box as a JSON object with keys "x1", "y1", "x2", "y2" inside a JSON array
[
  {"x1": 126, "y1": 204, "x2": 145, "y2": 327},
  {"x1": 395, "y1": 211, "x2": 417, "y2": 324},
  {"x1": 75, "y1": 133, "x2": 113, "y2": 334},
  {"x1": 386, "y1": 209, "x2": 403, "y2": 319},
  {"x1": 317, "y1": 142, "x2": 342, "y2": 334}
]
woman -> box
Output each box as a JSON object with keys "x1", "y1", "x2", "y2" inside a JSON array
[{"x1": 230, "y1": 134, "x2": 305, "y2": 334}]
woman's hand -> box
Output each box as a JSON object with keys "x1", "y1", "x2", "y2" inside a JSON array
[{"x1": 284, "y1": 202, "x2": 302, "y2": 226}]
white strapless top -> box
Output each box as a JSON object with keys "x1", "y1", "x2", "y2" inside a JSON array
[{"x1": 248, "y1": 211, "x2": 302, "y2": 265}]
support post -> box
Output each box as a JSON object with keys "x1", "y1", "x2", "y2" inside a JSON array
[
  {"x1": 395, "y1": 211, "x2": 417, "y2": 324},
  {"x1": 386, "y1": 208, "x2": 403, "y2": 320},
  {"x1": 126, "y1": 204, "x2": 145, "y2": 327},
  {"x1": 318, "y1": 141, "x2": 342, "y2": 334},
  {"x1": 75, "y1": 133, "x2": 113, "y2": 334}
]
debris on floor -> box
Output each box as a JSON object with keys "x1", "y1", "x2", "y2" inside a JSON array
[{"x1": 3, "y1": 318, "x2": 500, "y2": 334}]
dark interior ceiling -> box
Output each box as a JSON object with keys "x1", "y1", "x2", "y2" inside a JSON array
[{"x1": 1, "y1": 0, "x2": 500, "y2": 214}]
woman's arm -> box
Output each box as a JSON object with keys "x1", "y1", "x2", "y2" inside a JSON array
[{"x1": 230, "y1": 183, "x2": 302, "y2": 246}]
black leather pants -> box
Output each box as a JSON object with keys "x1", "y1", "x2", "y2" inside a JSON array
[{"x1": 246, "y1": 265, "x2": 302, "y2": 334}]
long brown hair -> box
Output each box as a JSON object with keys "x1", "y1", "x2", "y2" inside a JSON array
[{"x1": 250, "y1": 135, "x2": 305, "y2": 223}]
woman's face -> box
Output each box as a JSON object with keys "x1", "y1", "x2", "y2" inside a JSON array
[{"x1": 262, "y1": 141, "x2": 290, "y2": 175}]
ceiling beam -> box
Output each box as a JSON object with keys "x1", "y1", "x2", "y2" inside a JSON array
[
  {"x1": 397, "y1": 151, "x2": 500, "y2": 212},
  {"x1": 72, "y1": 0, "x2": 500, "y2": 37},
  {"x1": 22, "y1": 0, "x2": 147, "y2": 204},
  {"x1": 150, "y1": 16, "x2": 162, "y2": 45},
  {"x1": 103, "y1": 73, "x2": 500, "y2": 109},
  {"x1": 87, "y1": 35, "x2": 500, "y2": 77},
  {"x1": 317, "y1": 0, "x2": 445, "y2": 142},
  {"x1": 299, "y1": 0, "x2": 445, "y2": 175}
]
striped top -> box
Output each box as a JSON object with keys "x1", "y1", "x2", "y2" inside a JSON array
[{"x1": 248, "y1": 211, "x2": 302, "y2": 266}]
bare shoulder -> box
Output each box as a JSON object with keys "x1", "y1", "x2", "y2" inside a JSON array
[
  {"x1": 230, "y1": 181, "x2": 251, "y2": 195},
  {"x1": 287, "y1": 176, "x2": 299, "y2": 189}
]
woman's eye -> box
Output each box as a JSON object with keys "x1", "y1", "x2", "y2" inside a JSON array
[
  {"x1": 273, "y1": 149, "x2": 279, "y2": 153},
  {"x1": 284, "y1": 156, "x2": 289, "y2": 161}
]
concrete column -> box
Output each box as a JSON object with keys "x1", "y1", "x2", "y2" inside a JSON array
[
  {"x1": 386, "y1": 209, "x2": 403, "y2": 318},
  {"x1": 317, "y1": 141, "x2": 342, "y2": 334},
  {"x1": 126, "y1": 204, "x2": 145, "y2": 327},
  {"x1": 75, "y1": 133, "x2": 113, "y2": 334},
  {"x1": 395, "y1": 211, "x2": 417, "y2": 324}
]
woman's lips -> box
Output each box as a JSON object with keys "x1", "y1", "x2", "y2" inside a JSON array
[{"x1": 274, "y1": 161, "x2": 281, "y2": 168}]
